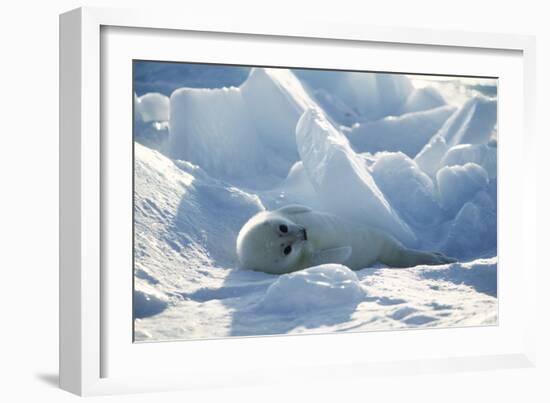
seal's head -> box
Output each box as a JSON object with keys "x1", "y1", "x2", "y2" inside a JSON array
[{"x1": 236, "y1": 211, "x2": 308, "y2": 274}]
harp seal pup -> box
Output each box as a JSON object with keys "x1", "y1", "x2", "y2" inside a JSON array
[{"x1": 236, "y1": 205, "x2": 456, "y2": 274}]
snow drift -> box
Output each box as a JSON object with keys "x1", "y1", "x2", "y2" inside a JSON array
[
  {"x1": 134, "y1": 143, "x2": 265, "y2": 315},
  {"x1": 443, "y1": 191, "x2": 497, "y2": 259},
  {"x1": 258, "y1": 265, "x2": 365, "y2": 314},
  {"x1": 296, "y1": 109, "x2": 417, "y2": 246},
  {"x1": 135, "y1": 92, "x2": 170, "y2": 123},
  {"x1": 437, "y1": 162, "x2": 489, "y2": 215},
  {"x1": 415, "y1": 95, "x2": 497, "y2": 177},
  {"x1": 348, "y1": 105, "x2": 456, "y2": 157},
  {"x1": 371, "y1": 152, "x2": 442, "y2": 227},
  {"x1": 168, "y1": 68, "x2": 321, "y2": 189},
  {"x1": 401, "y1": 86, "x2": 447, "y2": 114},
  {"x1": 295, "y1": 69, "x2": 414, "y2": 124},
  {"x1": 134, "y1": 92, "x2": 170, "y2": 151}
]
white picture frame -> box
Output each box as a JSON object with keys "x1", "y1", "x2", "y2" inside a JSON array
[{"x1": 59, "y1": 6, "x2": 537, "y2": 396}]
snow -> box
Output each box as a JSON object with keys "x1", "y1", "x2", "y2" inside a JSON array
[
  {"x1": 348, "y1": 105, "x2": 456, "y2": 157},
  {"x1": 371, "y1": 152, "x2": 442, "y2": 227},
  {"x1": 402, "y1": 86, "x2": 447, "y2": 114},
  {"x1": 415, "y1": 95, "x2": 497, "y2": 177},
  {"x1": 134, "y1": 93, "x2": 171, "y2": 152},
  {"x1": 258, "y1": 265, "x2": 365, "y2": 313},
  {"x1": 296, "y1": 109, "x2": 417, "y2": 246},
  {"x1": 441, "y1": 96, "x2": 497, "y2": 146},
  {"x1": 441, "y1": 143, "x2": 497, "y2": 179},
  {"x1": 135, "y1": 252, "x2": 497, "y2": 339},
  {"x1": 241, "y1": 68, "x2": 320, "y2": 155},
  {"x1": 295, "y1": 69, "x2": 414, "y2": 123},
  {"x1": 437, "y1": 162, "x2": 489, "y2": 215},
  {"x1": 443, "y1": 191, "x2": 497, "y2": 259},
  {"x1": 134, "y1": 286, "x2": 169, "y2": 319},
  {"x1": 134, "y1": 143, "x2": 264, "y2": 300},
  {"x1": 167, "y1": 68, "x2": 321, "y2": 189},
  {"x1": 135, "y1": 92, "x2": 170, "y2": 123},
  {"x1": 133, "y1": 63, "x2": 498, "y2": 341}
]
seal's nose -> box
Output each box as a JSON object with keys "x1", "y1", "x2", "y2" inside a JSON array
[{"x1": 302, "y1": 228, "x2": 308, "y2": 241}]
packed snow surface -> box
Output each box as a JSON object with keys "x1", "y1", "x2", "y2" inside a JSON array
[
  {"x1": 133, "y1": 65, "x2": 498, "y2": 341},
  {"x1": 259, "y1": 265, "x2": 365, "y2": 314}
]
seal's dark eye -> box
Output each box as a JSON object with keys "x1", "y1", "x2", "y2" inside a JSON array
[
  {"x1": 283, "y1": 245, "x2": 292, "y2": 255},
  {"x1": 279, "y1": 224, "x2": 288, "y2": 233}
]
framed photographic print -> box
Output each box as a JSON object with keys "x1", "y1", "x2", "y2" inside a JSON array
[
  {"x1": 60, "y1": 7, "x2": 537, "y2": 396},
  {"x1": 132, "y1": 60, "x2": 499, "y2": 342}
]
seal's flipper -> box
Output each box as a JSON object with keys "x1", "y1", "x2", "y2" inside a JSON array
[
  {"x1": 276, "y1": 204, "x2": 312, "y2": 216},
  {"x1": 311, "y1": 246, "x2": 352, "y2": 266},
  {"x1": 380, "y1": 247, "x2": 457, "y2": 268}
]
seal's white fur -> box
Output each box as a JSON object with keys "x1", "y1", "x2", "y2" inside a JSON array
[{"x1": 236, "y1": 205, "x2": 456, "y2": 274}]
